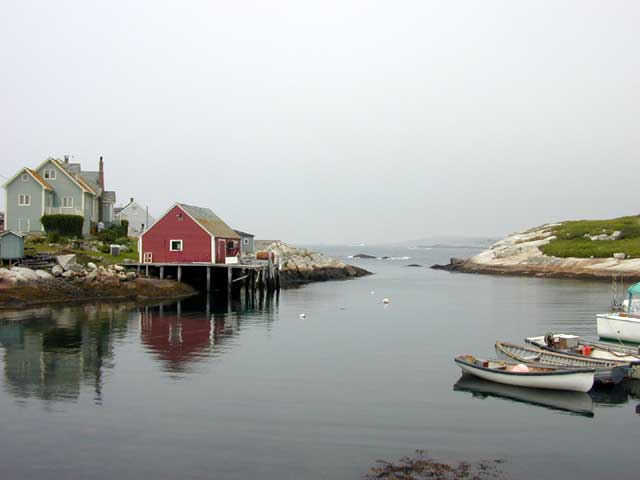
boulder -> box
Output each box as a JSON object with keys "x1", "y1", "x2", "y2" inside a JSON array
[
  {"x1": 11, "y1": 267, "x2": 39, "y2": 281},
  {"x1": 613, "y1": 252, "x2": 627, "y2": 260},
  {"x1": 61, "y1": 270, "x2": 74, "y2": 278},
  {"x1": 113, "y1": 265, "x2": 125, "y2": 272},
  {"x1": 611, "y1": 231, "x2": 624, "y2": 240},
  {"x1": 69, "y1": 263, "x2": 85, "y2": 273},
  {"x1": 85, "y1": 270, "x2": 98, "y2": 282},
  {"x1": 126, "y1": 272, "x2": 137, "y2": 280},
  {"x1": 35, "y1": 270, "x2": 53, "y2": 280},
  {"x1": 51, "y1": 264, "x2": 64, "y2": 277},
  {"x1": 117, "y1": 273, "x2": 128, "y2": 282},
  {"x1": 57, "y1": 254, "x2": 77, "y2": 271},
  {"x1": 87, "y1": 262, "x2": 97, "y2": 271}
]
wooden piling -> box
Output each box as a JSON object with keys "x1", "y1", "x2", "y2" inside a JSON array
[
  {"x1": 159, "y1": 266, "x2": 164, "y2": 280},
  {"x1": 177, "y1": 265, "x2": 182, "y2": 282},
  {"x1": 206, "y1": 267, "x2": 211, "y2": 292}
]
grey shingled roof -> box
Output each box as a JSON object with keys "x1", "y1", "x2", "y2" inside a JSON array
[
  {"x1": 234, "y1": 229, "x2": 255, "y2": 237},
  {"x1": 178, "y1": 204, "x2": 240, "y2": 239}
]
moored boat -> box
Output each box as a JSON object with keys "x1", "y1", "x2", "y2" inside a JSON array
[
  {"x1": 454, "y1": 354, "x2": 595, "y2": 392},
  {"x1": 495, "y1": 341, "x2": 629, "y2": 384},
  {"x1": 525, "y1": 334, "x2": 640, "y2": 379},
  {"x1": 597, "y1": 282, "x2": 640, "y2": 343}
]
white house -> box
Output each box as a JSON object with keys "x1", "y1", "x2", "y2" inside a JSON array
[{"x1": 114, "y1": 198, "x2": 155, "y2": 237}]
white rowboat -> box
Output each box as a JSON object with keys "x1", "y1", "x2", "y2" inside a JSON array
[{"x1": 454, "y1": 354, "x2": 595, "y2": 392}]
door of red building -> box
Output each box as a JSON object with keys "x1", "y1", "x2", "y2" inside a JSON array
[{"x1": 216, "y1": 239, "x2": 226, "y2": 264}]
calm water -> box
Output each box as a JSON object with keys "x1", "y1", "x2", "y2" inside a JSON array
[{"x1": 1, "y1": 244, "x2": 638, "y2": 480}]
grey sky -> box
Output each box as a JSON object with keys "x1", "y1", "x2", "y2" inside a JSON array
[{"x1": 1, "y1": 1, "x2": 638, "y2": 244}]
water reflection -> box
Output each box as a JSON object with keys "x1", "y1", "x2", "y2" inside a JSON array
[
  {"x1": 0, "y1": 303, "x2": 134, "y2": 403},
  {"x1": 454, "y1": 375, "x2": 640, "y2": 418},
  {"x1": 0, "y1": 292, "x2": 277, "y2": 402}
]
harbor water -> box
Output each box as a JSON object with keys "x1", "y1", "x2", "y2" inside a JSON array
[{"x1": 0, "y1": 244, "x2": 638, "y2": 479}]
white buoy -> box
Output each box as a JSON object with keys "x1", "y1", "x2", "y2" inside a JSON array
[
  {"x1": 299, "y1": 313, "x2": 306, "y2": 319},
  {"x1": 382, "y1": 298, "x2": 390, "y2": 304}
]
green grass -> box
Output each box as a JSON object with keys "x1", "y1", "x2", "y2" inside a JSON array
[
  {"x1": 25, "y1": 240, "x2": 138, "y2": 266},
  {"x1": 540, "y1": 215, "x2": 640, "y2": 258}
]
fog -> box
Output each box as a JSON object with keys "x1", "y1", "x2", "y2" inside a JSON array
[{"x1": 1, "y1": 1, "x2": 638, "y2": 243}]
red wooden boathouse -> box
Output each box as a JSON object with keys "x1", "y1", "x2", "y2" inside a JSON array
[{"x1": 139, "y1": 203, "x2": 241, "y2": 264}]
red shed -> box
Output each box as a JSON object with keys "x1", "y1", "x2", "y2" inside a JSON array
[{"x1": 139, "y1": 203, "x2": 241, "y2": 264}]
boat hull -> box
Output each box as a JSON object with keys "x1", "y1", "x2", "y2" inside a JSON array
[
  {"x1": 495, "y1": 342, "x2": 628, "y2": 384},
  {"x1": 454, "y1": 358, "x2": 594, "y2": 392},
  {"x1": 597, "y1": 314, "x2": 640, "y2": 344}
]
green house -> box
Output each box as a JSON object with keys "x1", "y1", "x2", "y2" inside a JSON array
[{"x1": 2, "y1": 156, "x2": 117, "y2": 237}]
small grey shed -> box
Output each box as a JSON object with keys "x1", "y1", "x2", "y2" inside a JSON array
[
  {"x1": 0, "y1": 231, "x2": 25, "y2": 261},
  {"x1": 234, "y1": 230, "x2": 255, "y2": 255}
]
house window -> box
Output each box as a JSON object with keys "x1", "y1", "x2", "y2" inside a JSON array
[
  {"x1": 177, "y1": 213, "x2": 184, "y2": 222},
  {"x1": 143, "y1": 252, "x2": 153, "y2": 263},
  {"x1": 43, "y1": 169, "x2": 56, "y2": 180},
  {"x1": 21, "y1": 174, "x2": 29, "y2": 181},
  {"x1": 18, "y1": 194, "x2": 30, "y2": 206},
  {"x1": 62, "y1": 197, "x2": 74, "y2": 208},
  {"x1": 170, "y1": 240, "x2": 183, "y2": 251},
  {"x1": 226, "y1": 240, "x2": 236, "y2": 251},
  {"x1": 243, "y1": 238, "x2": 249, "y2": 245}
]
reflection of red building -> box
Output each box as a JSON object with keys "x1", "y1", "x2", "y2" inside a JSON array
[{"x1": 141, "y1": 315, "x2": 215, "y2": 372}]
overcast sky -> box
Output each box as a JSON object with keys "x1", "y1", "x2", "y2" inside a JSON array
[{"x1": 1, "y1": 1, "x2": 638, "y2": 243}]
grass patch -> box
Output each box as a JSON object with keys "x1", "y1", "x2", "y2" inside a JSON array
[
  {"x1": 540, "y1": 215, "x2": 640, "y2": 258},
  {"x1": 24, "y1": 239, "x2": 138, "y2": 266}
]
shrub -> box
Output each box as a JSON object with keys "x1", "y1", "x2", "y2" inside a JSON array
[
  {"x1": 41, "y1": 214, "x2": 84, "y2": 238},
  {"x1": 47, "y1": 232, "x2": 61, "y2": 243},
  {"x1": 97, "y1": 223, "x2": 128, "y2": 244}
]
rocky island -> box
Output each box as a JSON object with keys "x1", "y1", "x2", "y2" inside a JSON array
[
  {"x1": 432, "y1": 215, "x2": 640, "y2": 281},
  {"x1": 258, "y1": 241, "x2": 371, "y2": 287}
]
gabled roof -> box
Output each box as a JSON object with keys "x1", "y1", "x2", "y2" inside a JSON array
[
  {"x1": 2, "y1": 167, "x2": 53, "y2": 190},
  {"x1": 40, "y1": 158, "x2": 98, "y2": 195},
  {"x1": 234, "y1": 229, "x2": 255, "y2": 237},
  {"x1": 178, "y1": 204, "x2": 240, "y2": 239},
  {"x1": 0, "y1": 230, "x2": 25, "y2": 239}
]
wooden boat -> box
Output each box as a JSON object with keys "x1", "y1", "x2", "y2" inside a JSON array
[
  {"x1": 453, "y1": 375, "x2": 594, "y2": 417},
  {"x1": 525, "y1": 334, "x2": 640, "y2": 379},
  {"x1": 454, "y1": 354, "x2": 595, "y2": 392},
  {"x1": 597, "y1": 282, "x2": 640, "y2": 343},
  {"x1": 495, "y1": 341, "x2": 629, "y2": 384}
]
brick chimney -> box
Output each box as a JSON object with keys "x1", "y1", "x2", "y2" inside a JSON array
[{"x1": 98, "y1": 156, "x2": 105, "y2": 222}]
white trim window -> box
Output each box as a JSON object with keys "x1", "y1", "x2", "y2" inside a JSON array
[
  {"x1": 21, "y1": 173, "x2": 29, "y2": 181},
  {"x1": 170, "y1": 239, "x2": 183, "y2": 251},
  {"x1": 62, "y1": 197, "x2": 74, "y2": 208},
  {"x1": 143, "y1": 252, "x2": 153, "y2": 263},
  {"x1": 43, "y1": 169, "x2": 56, "y2": 180},
  {"x1": 243, "y1": 238, "x2": 249, "y2": 245},
  {"x1": 18, "y1": 194, "x2": 31, "y2": 206}
]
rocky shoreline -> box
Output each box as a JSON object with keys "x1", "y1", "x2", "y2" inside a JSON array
[
  {"x1": 0, "y1": 243, "x2": 370, "y2": 308},
  {"x1": 261, "y1": 242, "x2": 371, "y2": 287},
  {"x1": 431, "y1": 224, "x2": 640, "y2": 282}
]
